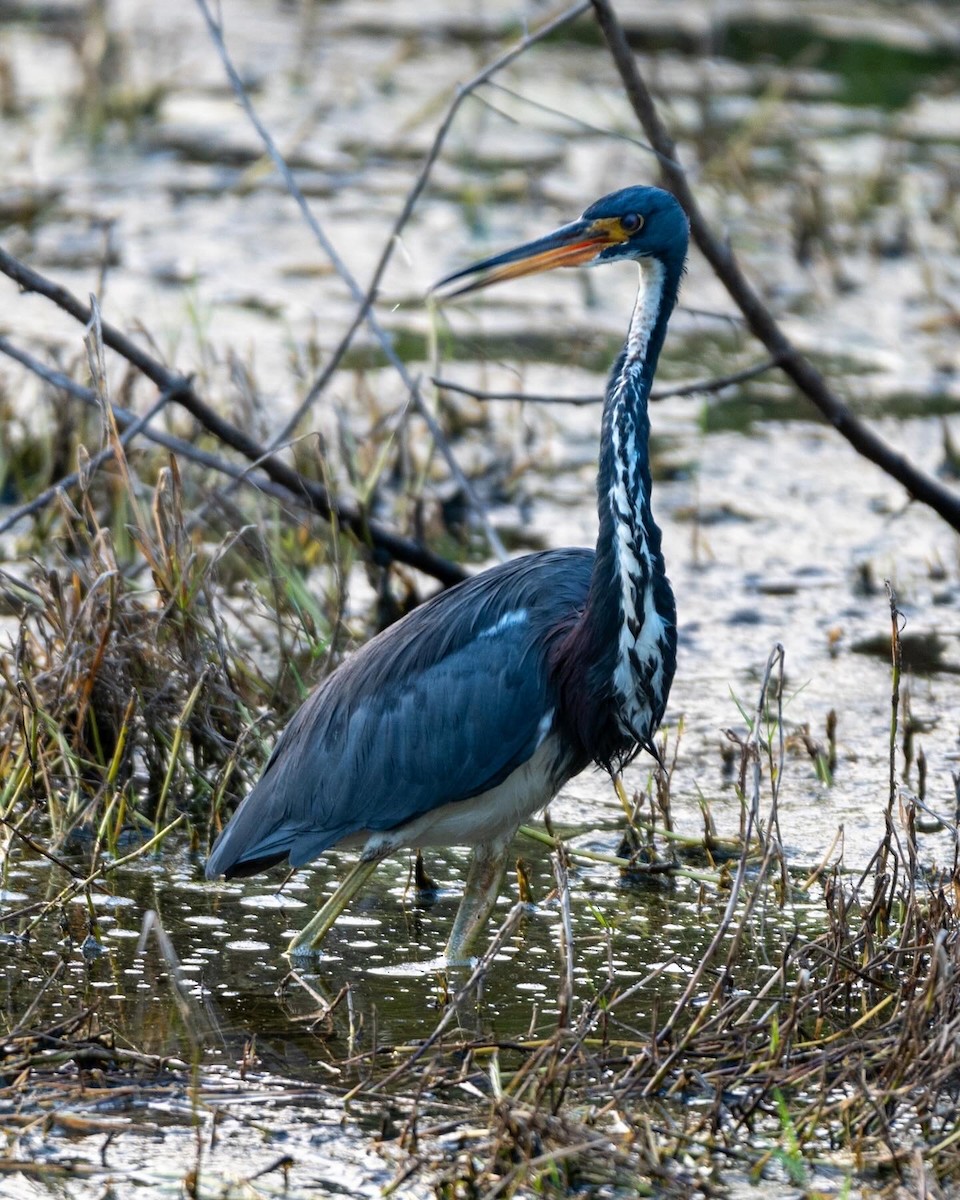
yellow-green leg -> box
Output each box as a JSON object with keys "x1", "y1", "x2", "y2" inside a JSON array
[
  {"x1": 286, "y1": 854, "x2": 384, "y2": 956},
  {"x1": 444, "y1": 839, "x2": 512, "y2": 962}
]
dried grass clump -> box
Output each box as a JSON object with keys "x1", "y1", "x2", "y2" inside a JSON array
[
  {"x1": 0, "y1": 449, "x2": 333, "y2": 858},
  {"x1": 360, "y1": 811, "x2": 960, "y2": 1199}
]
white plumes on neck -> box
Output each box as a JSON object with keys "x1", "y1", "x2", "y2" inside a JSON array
[
  {"x1": 625, "y1": 257, "x2": 665, "y2": 368},
  {"x1": 607, "y1": 255, "x2": 670, "y2": 745}
]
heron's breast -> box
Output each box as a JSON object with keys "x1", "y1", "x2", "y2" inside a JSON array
[{"x1": 355, "y1": 732, "x2": 570, "y2": 854}]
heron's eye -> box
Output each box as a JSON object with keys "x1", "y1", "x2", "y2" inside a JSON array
[{"x1": 620, "y1": 213, "x2": 644, "y2": 234}]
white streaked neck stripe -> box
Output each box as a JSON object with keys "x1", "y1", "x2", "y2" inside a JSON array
[
  {"x1": 607, "y1": 256, "x2": 669, "y2": 744},
  {"x1": 624, "y1": 258, "x2": 665, "y2": 370}
]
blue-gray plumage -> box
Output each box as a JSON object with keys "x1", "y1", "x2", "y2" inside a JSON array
[
  {"x1": 206, "y1": 185, "x2": 689, "y2": 959},
  {"x1": 208, "y1": 551, "x2": 595, "y2": 872}
]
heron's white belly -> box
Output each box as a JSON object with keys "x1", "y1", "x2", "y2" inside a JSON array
[{"x1": 353, "y1": 735, "x2": 565, "y2": 856}]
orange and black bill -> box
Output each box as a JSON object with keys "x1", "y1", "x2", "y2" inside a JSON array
[{"x1": 432, "y1": 215, "x2": 630, "y2": 298}]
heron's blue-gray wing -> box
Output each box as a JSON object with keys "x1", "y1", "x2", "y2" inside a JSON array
[{"x1": 205, "y1": 549, "x2": 593, "y2": 878}]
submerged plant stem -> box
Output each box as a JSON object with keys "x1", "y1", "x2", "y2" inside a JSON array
[{"x1": 517, "y1": 824, "x2": 724, "y2": 885}]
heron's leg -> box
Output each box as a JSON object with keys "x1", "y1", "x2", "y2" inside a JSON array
[
  {"x1": 286, "y1": 853, "x2": 386, "y2": 956},
  {"x1": 444, "y1": 834, "x2": 513, "y2": 962}
]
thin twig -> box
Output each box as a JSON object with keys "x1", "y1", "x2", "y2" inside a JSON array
[
  {"x1": 0, "y1": 334, "x2": 253, "y2": 473},
  {"x1": 553, "y1": 850, "x2": 575, "y2": 1029},
  {"x1": 481, "y1": 77, "x2": 662, "y2": 160},
  {"x1": 433, "y1": 358, "x2": 779, "y2": 407}
]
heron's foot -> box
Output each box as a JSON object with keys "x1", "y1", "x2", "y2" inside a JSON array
[
  {"x1": 286, "y1": 855, "x2": 384, "y2": 956},
  {"x1": 444, "y1": 840, "x2": 512, "y2": 962}
]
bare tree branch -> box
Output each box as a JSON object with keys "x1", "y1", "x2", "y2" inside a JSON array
[
  {"x1": 0, "y1": 251, "x2": 466, "y2": 586},
  {"x1": 591, "y1": 0, "x2": 960, "y2": 532}
]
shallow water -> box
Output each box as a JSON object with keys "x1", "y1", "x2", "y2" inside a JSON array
[
  {"x1": 3, "y1": 834, "x2": 830, "y2": 1196},
  {"x1": 1, "y1": 0, "x2": 959, "y2": 1195}
]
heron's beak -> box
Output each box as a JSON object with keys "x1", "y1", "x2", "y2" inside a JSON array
[{"x1": 432, "y1": 216, "x2": 627, "y2": 298}]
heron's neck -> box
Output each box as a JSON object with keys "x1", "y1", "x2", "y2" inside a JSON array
[
  {"x1": 602, "y1": 258, "x2": 672, "y2": 537},
  {"x1": 622, "y1": 257, "x2": 672, "y2": 392},
  {"x1": 584, "y1": 256, "x2": 679, "y2": 747}
]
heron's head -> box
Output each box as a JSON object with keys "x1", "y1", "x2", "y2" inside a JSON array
[{"x1": 433, "y1": 186, "x2": 689, "y2": 298}]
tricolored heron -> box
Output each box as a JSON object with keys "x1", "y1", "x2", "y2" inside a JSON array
[{"x1": 206, "y1": 185, "x2": 687, "y2": 959}]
